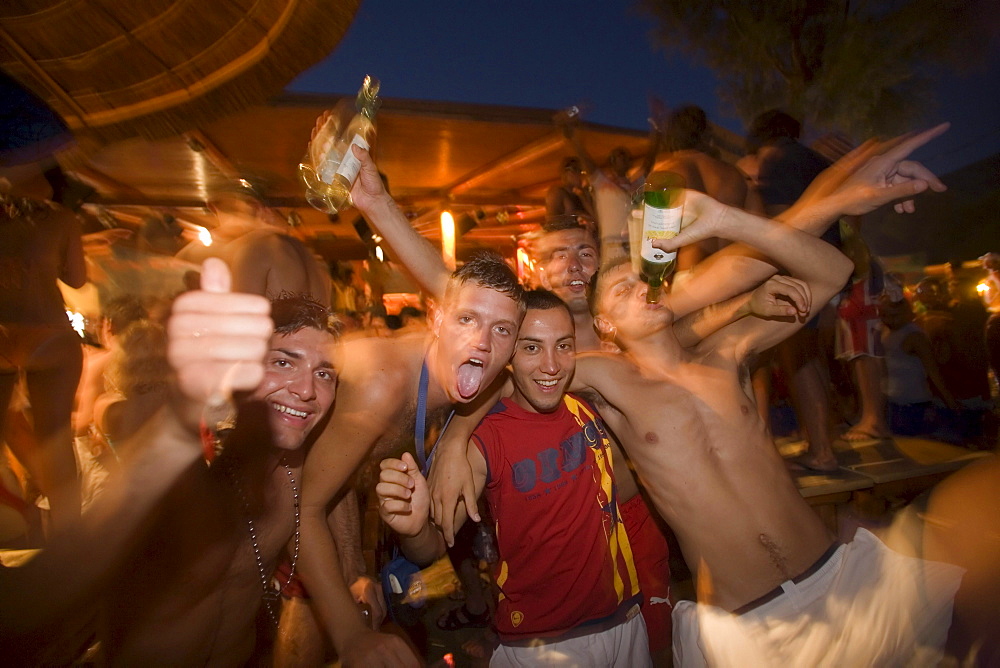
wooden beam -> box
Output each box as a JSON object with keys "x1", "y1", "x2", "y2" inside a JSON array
[
  {"x1": 447, "y1": 131, "x2": 565, "y2": 196},
  {"x1": 183, "y1": 130, "x2": 240, "y2": 180}
]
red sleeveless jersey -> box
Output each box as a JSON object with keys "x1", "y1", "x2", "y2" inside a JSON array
[{"x1": 473, "y1": 394, "x2": 641, "y2": 642}]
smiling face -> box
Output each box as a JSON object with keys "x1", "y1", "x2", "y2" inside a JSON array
[
  {"x1": 250, "y1": 327, "x2": 338, "y2": 451},
  {"x1": 595, "y1": 263, "x2": 674, "y2": 346},
  {"x1": 432, "y1": 281, "x2": 522, "y2": 403},
  {"x1": 509, "y1": 306, "x2": 576, "y2": 414},
  {"x1": 537, "y1": 228, "x2": 599, "y2": 314}
]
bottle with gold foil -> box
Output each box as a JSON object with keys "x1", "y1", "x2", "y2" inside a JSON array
[
  {"x1": 300, "y1": 75, "x2": 381, "y2": 214},
  {"x1": 638, "y1": 171, "x2": 685, "y2": 302}
]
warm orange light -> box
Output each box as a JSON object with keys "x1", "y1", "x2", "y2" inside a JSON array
[
  {"x1": 196, "y1": 225, "x2": 213, "y2": 247},
  {"x1": 440, "y1": 211, "x2": 456, "y2": 271},
  {"x1": 977, "y1": 281, "x2": 988, "y2": 294},
  {"x1": 516, "y1": 246, "x2": 534, "y2": 283}
]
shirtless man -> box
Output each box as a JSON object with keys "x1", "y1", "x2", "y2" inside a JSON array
[
  {"x1": 658, "y1": 106, "x2": 763, "y2": 272},
  {"x1": 431, "y1": 126, "x2": 961, "y2": 663},
  {"x1": 524, "y1": 215, "x2": 752, "y2": 663},
  {"x1": 297, "y1": 145, "x2": 526, "y2": 668},
  {"x1": 102, "y1": 265, "x2": 342, "y2": 664},
  {"x1": 1, "y1": 259, "x2": 334, "y2": 665}
]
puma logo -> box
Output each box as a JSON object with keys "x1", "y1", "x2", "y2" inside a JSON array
[{"x1": 650, "y1": 596, "x2": 671, "y2": 605}]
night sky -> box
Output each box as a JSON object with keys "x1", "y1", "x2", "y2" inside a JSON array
[{"x1": 288, "y1": 1, "x2": 1000, "y2": 176}]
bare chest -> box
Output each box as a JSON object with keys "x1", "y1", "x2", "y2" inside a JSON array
[{"x1": 615, "y1": 364, "x2": 763, "y2": 459}]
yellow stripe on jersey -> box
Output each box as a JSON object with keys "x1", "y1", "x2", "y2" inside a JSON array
[
  {"x1": 563, "y1": 395, "x2": 641, "y2": 601},
  {"x1": 496, "y1": 558, "x2": 509, "y2": 603}
]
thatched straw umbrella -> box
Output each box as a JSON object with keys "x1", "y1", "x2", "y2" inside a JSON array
[{"x1": 0, "y1": 0, "x2": 360, "y2": 146}]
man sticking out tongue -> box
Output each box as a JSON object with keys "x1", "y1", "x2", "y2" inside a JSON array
[
  {"x1": 457, "y1": 360, "x2": 485, "y2": 399},
  {"x1": 297, "y1": 141, "x2": 525, "y2": 668}
]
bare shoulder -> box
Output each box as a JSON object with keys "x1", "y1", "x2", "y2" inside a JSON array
[
  {"x1": 335, "y1": 334, "x2": 424, "y2": 409},
  {"x1": 573, "y1": 352, "x2": 637, "y2": 394},
  {"x1": 226, "y1": 230, "x2": 283, "y2": 257}
]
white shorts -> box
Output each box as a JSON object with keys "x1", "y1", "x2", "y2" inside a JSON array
[
  {"x1": 491, "y1": 613, "x2": 652, "y2": 667},
  {"x1": 672, "y1": 528, "x2": 964, "y2": 667}
]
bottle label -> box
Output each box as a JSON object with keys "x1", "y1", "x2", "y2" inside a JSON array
[
  {"x1": 335, "y1": 134, "x2": 370, "y2": 183},
  {"x1": 317, "y1": 148, "x2": 342, "y2": 184},
  {"x1": 640, "y1": 202, "x2": 681, "y2": 263}
]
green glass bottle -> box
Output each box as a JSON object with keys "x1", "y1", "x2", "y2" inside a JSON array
[{"x1": 639, "y1": 171, "x2": 685, "y2": 303}]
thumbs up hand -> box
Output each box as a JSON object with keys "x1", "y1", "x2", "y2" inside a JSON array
[{"x1": 167, "y1": 258, "x2": 273, "y2": 429}]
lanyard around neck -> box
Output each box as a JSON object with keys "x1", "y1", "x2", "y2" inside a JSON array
[{"x1": 415, "y1": 359, "x2": 454, "y2": 475}]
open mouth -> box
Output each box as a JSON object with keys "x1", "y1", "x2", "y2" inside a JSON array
[
  {"x1": 272, "y1": 403, "x2": 309, "y2": 419},
  {"x1": 457, "y1": 358, "x2": 485, "y2": 399},
  {"x1": 534, "y1": 378, "x2": 560, "y2": 390}
]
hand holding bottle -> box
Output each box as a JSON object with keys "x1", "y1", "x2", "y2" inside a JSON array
[
  {"x1": 344, "y1": 143, "x2": 392, "y2": 215},
  {"x1": 638, "y1": 171, "x2": 686, "y2": 302},
  {"x1": 649, "y1": 189, "x2": 731, "y2": 255}
]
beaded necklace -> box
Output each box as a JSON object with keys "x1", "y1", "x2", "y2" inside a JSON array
[{"x1": 231, "y1": 458, "x2": 300, "y2": 625}]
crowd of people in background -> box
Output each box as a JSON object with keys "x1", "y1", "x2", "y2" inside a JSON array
[{"x1": 1, "y1": 101, "x2": 998, "y2": 668}]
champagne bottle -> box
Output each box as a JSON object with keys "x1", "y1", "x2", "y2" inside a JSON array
[
  {"x1": 638, "y1": 171, "x2": 685, "y2": 303},
  {"x1": 300, "y1": 75, "x2": 381, "y2": 214}
]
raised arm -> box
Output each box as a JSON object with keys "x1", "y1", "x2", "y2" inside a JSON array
[
  {"x1": 779, "y1": 123, "x2": 949, "y2": 232},
  {"x1": 346, "y1": 144, "x2": 450, "y2": 300},
  {"x1": 666, "y1": 124, "x2": 949, "y2": 319},
  {"x1": 377, "y1": 452, "x2": 444, "y2": 566},
  {"x1": 557, "y1": 112, "x2": 598, "y2": 175},
  {"x1": 378, "y1": 445, "x2": 487, "y2": 566}
]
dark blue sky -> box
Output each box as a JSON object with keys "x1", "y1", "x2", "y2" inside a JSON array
[{"x1": 288, "y1": 1, "x2": 1000, "y2": 176}]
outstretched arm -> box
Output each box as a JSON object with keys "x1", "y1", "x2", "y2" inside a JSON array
[
  {"x1": 657, "y1": 194, "x2": 852, "y2": 353},
  {"x1": 780, "y1": 123, "x2": 949, "y2": 232},
  {"x1": 667, "y1": 124, "x2": 949, "y2": 319},
  {"x1": 1, "y1": 259, "x2": 270, "y2": 652},
  {"x1": 298, "y1": 352, "x2": 420, "y2": 667}
]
